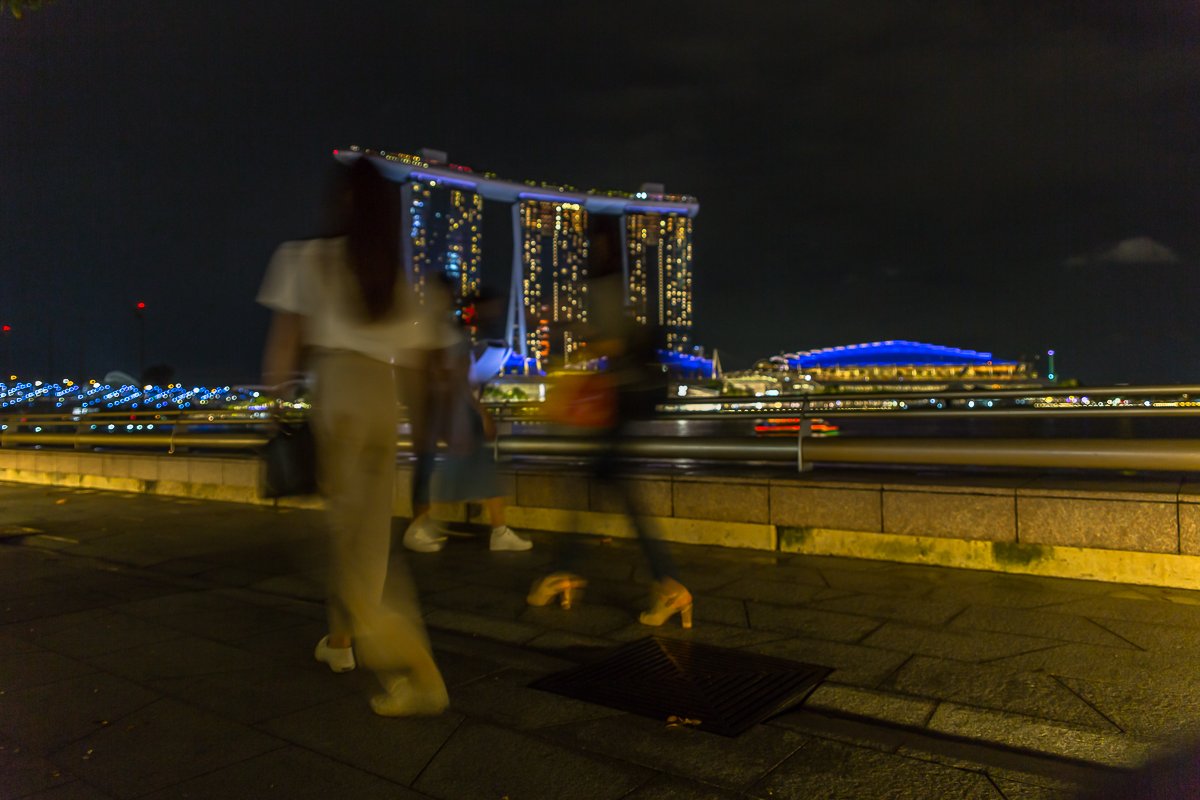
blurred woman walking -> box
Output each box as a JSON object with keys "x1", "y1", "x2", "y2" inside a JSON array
[{"x1": 258, "y1": 156, "x2": 448, "y2": 717}]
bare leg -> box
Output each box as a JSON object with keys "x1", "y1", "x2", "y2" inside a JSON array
[{"x1": 484, "y1": 496, "x2": 505, "y2": 528}]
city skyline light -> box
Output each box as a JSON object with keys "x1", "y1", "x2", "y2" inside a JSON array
[{"x1": 2, "y1": 3, "x2": 1198, "y2": 385}]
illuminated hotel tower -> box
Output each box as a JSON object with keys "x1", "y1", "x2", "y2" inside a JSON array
[
  {"x1": 333, "y1": 148, "x2": 699, "y2": 368},
  {"x1": 625, "y1": 210, "x2": 694, "y2": 352},
  {"x1": 406, "y1": 179, "x2": 483, "y2": 304},
  {"x1": 518, "y1": 200, "x2": 589, "y2": 362}
]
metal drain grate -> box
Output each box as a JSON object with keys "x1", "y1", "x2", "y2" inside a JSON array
[{"x1": 530, "y1": 636, "x2": 830, "y2": 737}]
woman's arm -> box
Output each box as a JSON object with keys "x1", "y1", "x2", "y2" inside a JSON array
[{"x1": 261, "y1": 311, "x2": 305, "y2": 389}]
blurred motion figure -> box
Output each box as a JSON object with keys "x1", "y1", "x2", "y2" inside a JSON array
[
  {"x1": 258, "y1": 156, "x2": 448, "y2": 717},
  {"x1": 528, "y1": 215, "x2": 693, "y2": 627}
]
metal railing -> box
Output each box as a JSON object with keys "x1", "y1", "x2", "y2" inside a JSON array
[{"x1": 2, "y1": 385, "x2": 1200, "y2": 473}]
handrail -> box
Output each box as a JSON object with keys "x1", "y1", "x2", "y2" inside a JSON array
[
  {"x1": 4, "y1": 384, "x2": 1200, "y2": 473},
  {"x1": 496, "y1": 435, "x2": 1200, "y2": 472},
  {"x1": 1, "y1": 425, "x2": 1199, "y2": 473}
]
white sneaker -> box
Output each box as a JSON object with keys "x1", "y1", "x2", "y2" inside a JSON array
[
  {"x1": 490, "y1": 526, "x2": 533, "y2": 552},
  {"x1": 314, "y1": 635, "x2": 355, "y2": 673},
  {"x1": 403, "y1": 518, "x2": 446, "y2": 553},
  {"x1": 370, "y1": 676, "x2": 449, "y2": 717}
]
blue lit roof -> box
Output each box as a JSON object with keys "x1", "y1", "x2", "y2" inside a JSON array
[
  {"x1": 773, "y1": 341, "x2": 1018, "y2": 369},
  {"x1": 0, "y1": 380, "x2": 257, "y2": 412},
  {"x1": 337, "y1": 148, "x2": 700, "y2": 218}
]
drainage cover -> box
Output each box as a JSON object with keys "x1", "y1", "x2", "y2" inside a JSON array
[{"x1": 530, "y1": 636, "x2": 830, "y2": 737}]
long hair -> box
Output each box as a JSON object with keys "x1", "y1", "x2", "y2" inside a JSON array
[
  {"x1": 587, "y1": 213, "x2": 624, "y2": 279},
  {"x1": 342, "y1": 157, "x2": 402, "y2": 321}
]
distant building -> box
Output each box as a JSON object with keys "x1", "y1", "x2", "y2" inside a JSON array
[
  {"x1": 519, "y1": 200, "x2": 589, "y2": 362},
  {"x1": 334, "y1": 147, "x2": 700, "y2": 368},
  {"x1": 743, "y1": 341, "x2": 1043, "y2": 392},
  {"x1": 626, "y1": 211, "x2": 694, "y2": 352},
  {"x1": 406, "y1": 179, "x2": 483, "y2": 306}
]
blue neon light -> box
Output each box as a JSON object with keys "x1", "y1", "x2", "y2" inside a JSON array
[{"x1": 778, "y1": 340, "x2": 1016, "y2": 369}]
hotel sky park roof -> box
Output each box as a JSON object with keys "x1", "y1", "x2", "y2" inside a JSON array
[{"x1": 334, "y1": 146, "x2": 700, "y2": 218}]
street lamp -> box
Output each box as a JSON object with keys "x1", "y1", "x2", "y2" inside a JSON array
[
  {"x1": 134, "y1": 302, "x2": 146, "y2": 381},
  {"x1": 1, "y1": 324, "x2": 10, "y2": 380}
]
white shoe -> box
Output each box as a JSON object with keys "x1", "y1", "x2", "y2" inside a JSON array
[
  {"x1": 403, "y1": 518, "x2": 446, "y2": 553},
  {"x1": 370, "y1": 676, "x2": 449, "y2": 717},
  {"x1": 314, "y1": 635, "x2": 355, "y2": 673},
  {"x1": 490, "y1": 526, "x2": 532, "y2": 552}
]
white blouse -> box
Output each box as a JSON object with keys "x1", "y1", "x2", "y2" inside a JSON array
[{"x1": 257, "y1": 237, "x2": 449, "y2": 366}]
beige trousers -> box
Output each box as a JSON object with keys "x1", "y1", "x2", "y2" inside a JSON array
[{"x1": 312, "y1": 350, "x2": 441, "y2": 689}]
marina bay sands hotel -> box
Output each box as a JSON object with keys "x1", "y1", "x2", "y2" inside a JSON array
[{"x1": 335, "y1": 147, "x2": 698, "y2": 368}]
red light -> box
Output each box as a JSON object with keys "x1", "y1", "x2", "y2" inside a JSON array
[
  {"x1": 1, "y1": 325, "x2": 9, "y2": 332},
  {"x1": 136, "y1": 302, "x2": 146, "y2": 310}
]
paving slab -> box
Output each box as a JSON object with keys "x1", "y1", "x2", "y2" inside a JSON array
[
  {"x1": 861, "y1": 622, "x2": 1063, "y2": 662},
  {"x1": 412, "y1": 719, "x2": 652, "y2": 800},
  {"x1": 422, "y1": 607, "x2": 543, "y2": 644},
  {"x1": 519, "y1": 599, "x2": 635, "y2": 637},
  {"x1": 258, "y1": 697, "x2": 465, "y2": 785},
  {"x1": 745, "y1": 603, "x2": 883, "y2": 643},
  {"x1": 1, "y1": 671, "x2": 158, "y2": 754},
  {"x1": 85, "y1": 634, "x2": 266, "y2": 683},
  {"x1": 1084, "y1": 615, "x2": 1200, "y2": 657},
  {"x1": 887, "y1": 656, "x2": 1118, "y2": 729},
  {"x1": 3, "y1": 483, "x2": 1199, "y2": 797},
  {"x1": 926, "y1": 703, "x2": 1155, "y2": 767},
  {"x1": 18, "y1": 780, "x2": 117, "y2": 799},
  {"x1": 0, "y1": 647, "x2": 96, "y2": 693},
  {"x1": 136, "y1": 745, "x2": 427, "y2": 800},
  {"x1": 146, "y1": 660, "x2": 358, "y2": 724},
  {"x1": 2, "y1": 610, "x2": 183, "y2": 658},
  {"x1": 620, "y1": 773, "x2": 750, "y2": 800},
  {"x1": 804, "y1": 683, "x2": 936, "y2": 728},
  {"x1": 0, "y1": 734, "x2": 81, "y2": 798},
  {"x1": 947, "y1": 605, "x2": 1141, "y2": 649},
  {"x1": 1057, "y1": 674, "x2": 1200, "y2": 740},
  {"x1": 605, "y1": 619, "x2": 788, "y2": 649},
  {"x1": 807, "y1": 591, "x2": 968, "y2": 626},
  {"x1": 0, "y1": 588, "x2": 115, "y2": 625},
  {"x1": 751, "y1": 737, "x2": 1004, "y2": 799},
  {"x1": 546, "y1": 712, "x2": 809, "y2": 791},
  {"x1": 449, "y1": 667, "x2": 624, "y2": 730},
  {"x1": 745, "y1": 636, "x2": 912, "y2": 687},
  {"x1": 1042, "y1": 594, "x2": 1200, "y2": 628},
  {"x1": 710, "y1": 576, "x2": 830, "y2": 605},
  {"x1": 48, "y1": 698, "x2": 282, "y2": 799}
]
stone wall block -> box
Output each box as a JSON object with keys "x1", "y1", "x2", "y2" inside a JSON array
[
  {"x1": 1019, "y1": 497, "x2": 1177, "y2": 553},
  {"x1": 771, "y1": 485, "x2": 881, "y2": 531},
  {"x1": 516, "y1": 473, "x2": 590, "y2": 511},
  {"x1": 591, "y1": 478, "x2": 672, "y2": 517},
  {"x1": 884, "y1": 490, "x2": 1015, "y2": 542},
  {"x1": 673, "y1": 479, "x2": 768, "y2": 524}
]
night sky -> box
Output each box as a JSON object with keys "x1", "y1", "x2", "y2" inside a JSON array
[{"x1": 3, "y1": 2, "x2": 1199, "y2": 385}]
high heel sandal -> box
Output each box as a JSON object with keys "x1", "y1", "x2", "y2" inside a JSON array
[
  {"x1": 639, "y1": 586, "x2": 694, "y2": 629},
  {"x1": 526, "y1": 573, "x2": 587, "y2": 609}
]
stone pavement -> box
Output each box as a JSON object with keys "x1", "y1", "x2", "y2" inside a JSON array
[{"x1": 2, "y1": 481, "x2": 1200, "y2": 799}]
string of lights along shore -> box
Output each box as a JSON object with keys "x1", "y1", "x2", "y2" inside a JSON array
[{"x1": 336, "y1": 147, "x2": 699, "y2": 370}]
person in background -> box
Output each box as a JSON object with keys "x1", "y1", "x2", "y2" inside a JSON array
[
  {"x1": 427, "y1": 278, "x2": 532, "y2": 551},
  {"x1": 399, "y1": 304, "x2": 455, "y2": 554},
  {"x1": 258, "y1": 156, "x2": 448, "y2": 717},
  {"x1": 526, "y1": 215, "x2": 693, "y2": 627}
]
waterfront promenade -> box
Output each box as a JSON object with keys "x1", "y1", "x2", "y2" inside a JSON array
[{"x1": 3, "y1": 481, "x2": 1200, "y2": 798}]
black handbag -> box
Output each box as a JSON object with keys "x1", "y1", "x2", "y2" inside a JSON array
[{"x1": 261, "y1": 421, "x2": 318, "y2": 498}]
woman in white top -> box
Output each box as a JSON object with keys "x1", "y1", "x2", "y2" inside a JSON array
[{"x1": 258, "y1": 157, "x2": 447, "y2": 717}]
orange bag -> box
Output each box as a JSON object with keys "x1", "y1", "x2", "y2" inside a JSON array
[{"x1": 544, "y1": 372, "x2": 617, "y2": 428}]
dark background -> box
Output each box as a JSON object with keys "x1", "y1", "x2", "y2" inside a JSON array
[{"x1": 3, "y1": 1, "x2": 1198, "y2": 385}]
